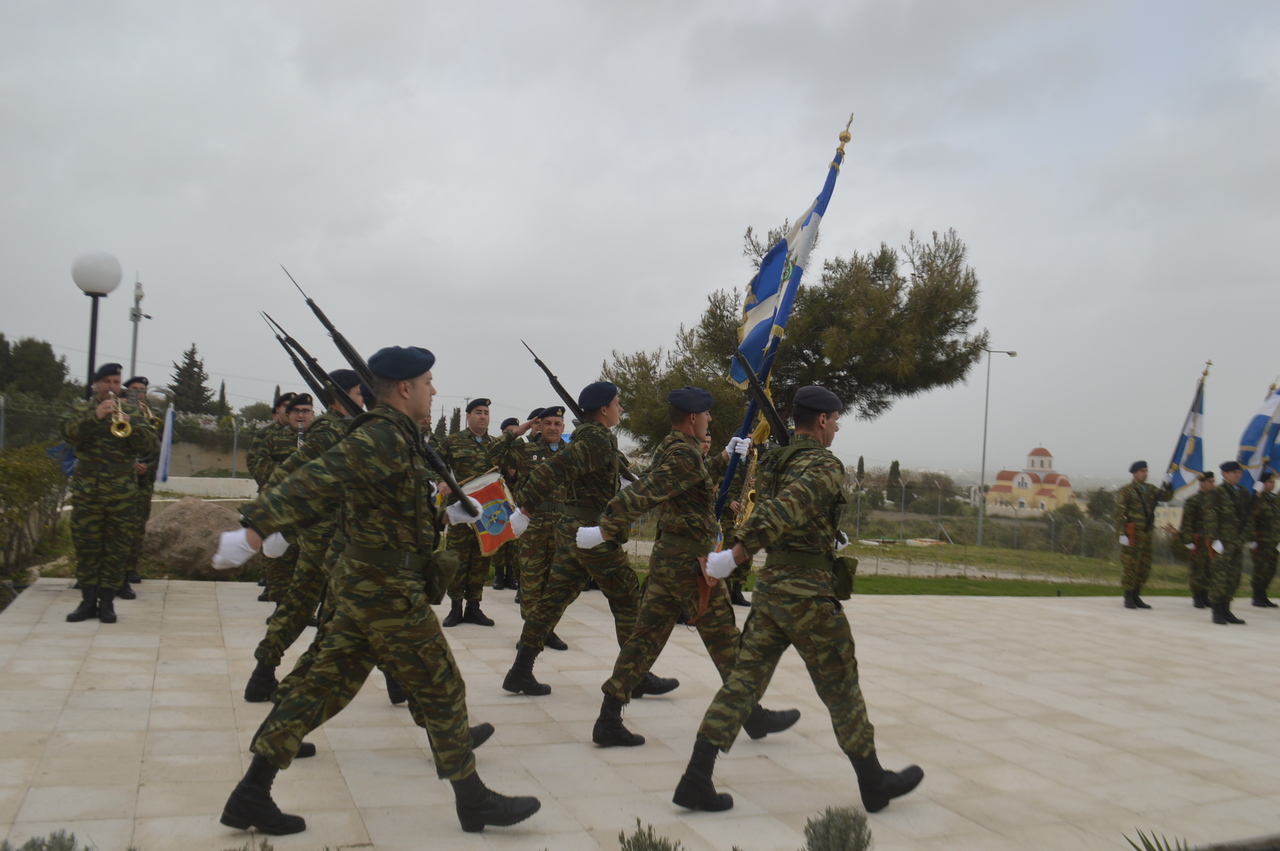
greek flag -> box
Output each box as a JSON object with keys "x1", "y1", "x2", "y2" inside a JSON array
[
  {"x1": 1236, "y1": 384, "x2": 1280, "y2": 490},
  {"x1": 156, "y1": 407, "x2": 175, "y2": 483},
  {"x1": 730, "y1": 147, "x2": 845, "y2": 386},
  {"x1": 1163, "y1": 371, "x2": 1206, "y2": 495}
]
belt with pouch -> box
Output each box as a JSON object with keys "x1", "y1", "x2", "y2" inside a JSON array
[
  {"x1": 655, "y1": 530, "x2": 714, "y2": 555},
  {"x1": 561, "y1": 504, "x2": 601, "y2": 524},
  {"x1": 343, "y1": 543, "x2": 429, "y2": 572},
  {"x1": 764, "y1": 550, "x2": 835, "y2": 570},
  {"x1": 75, "y1": 460, "x2": 134, "y2": 475}
]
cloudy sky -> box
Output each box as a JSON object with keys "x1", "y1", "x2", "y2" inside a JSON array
[{"x1": 2, "y1": 1, "x2": 1277, "y2": 482}]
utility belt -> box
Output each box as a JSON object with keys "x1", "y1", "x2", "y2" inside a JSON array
[
  {"x1": 655, "y1": 530, "x2": 714, "y2": 555},
  {"x1": 764, "y1": 549, "x2": 857, "y2": 601},
  {"x1": 342, "y1": 543, "x2": 459, "y2": 605},
  {"x1": 75, "y1": 460, "x2": 134, "y2": 475},
  {"x1": 561, "y1": 504, "x2": 601, "y2": 524},
  {"x1": 538, "y1": 501, "x2": 566, "y2": 513}
]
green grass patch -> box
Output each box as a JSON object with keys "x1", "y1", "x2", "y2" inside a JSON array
[{"x1": 852, "y1": 574, "x2": 1187, "y2": 597}]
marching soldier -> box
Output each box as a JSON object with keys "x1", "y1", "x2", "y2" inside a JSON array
[
  {"x1": 256, "y1": 393, "x2": 314, "y2": 604},
  {"x1": 1173, "y1": 471, "x2": 1215, "y2": 608},
  {"x1": 118, "y1": 375, "x2": 160, "y2": 597},
  {"x1": 1249, "y1": 471, "x2": 1280, "y2": 607},
  {"x1": 672, "y1": 386, "x2": 922, "y2": 815},
  {"x1": 213, "y1": 346, "x2": 540, "y2": 836},
  {"x1": 60, "y1": 363, "x2": 156, "y2": 624},
  {"x1": 501, "y1": 382, "x2": 677, "y2": 697},
  {"x1": 1206, "y1": 460, "x2": 1253, "y2": 624},
  {"x1": 490, "y1": 416, "x2": 523, "y2": 592},
  {"x1": 1115, "y1": 461, "x2": 1173, "y2": 609},
  {"x1": 248, "y1": 392, "x2": 295, "y2": 489},
  {"x1": 439, "y1": 397, "x2": 498, "y2": 627},
  {"x1": 577, "y1": 387, "x2": 799, "y2": 747}
]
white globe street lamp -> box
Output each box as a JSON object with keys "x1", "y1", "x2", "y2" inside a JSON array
[
  {"x1": 976, "y1": 347, "x2": 1017, "y2": 547},
  {"x1": 71, "y1": 250, "x2": 122, "y2": 396}
]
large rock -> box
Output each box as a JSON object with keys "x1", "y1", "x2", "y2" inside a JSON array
[{"x1": 143, "y1": 496, "x2": 259, "y2": 579}]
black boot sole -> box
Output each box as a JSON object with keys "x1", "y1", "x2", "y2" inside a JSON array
[
  {"x1": 501, "y1": 674, "x2": 551, "y2": 696},
  {"x1": 219, "y1": 785, "x2": 307, "y2": 834},
  {"x1": 457, "y1": 796, "x2": 541, "y2": 833},
  {"x1": 672, "y1": 775, "x2": 733, "y2": 811},
  {"x1": 862, "y1": 765, "x2": 924, "y2": 813},
  {"x1": 592, "y1": 721, "x2": 645, "y2": 747}
]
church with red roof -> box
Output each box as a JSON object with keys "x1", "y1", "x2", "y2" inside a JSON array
[{"x1": 984, "y1": 447, "x2": 1077, "y2": 515}]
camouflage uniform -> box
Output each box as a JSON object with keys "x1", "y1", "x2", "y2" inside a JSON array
[
  {"x1": 492, "y1": 432, "x2": 565, "y2": 621},
  {"x1": 1114, "y1": 479, "x2": 1173, "y2": 591},
  {"x1": 241, "y1": 404, "x2": 476, "y2": 780},
  {"x1": 598, "y1": 431, "x2": 736, "y2": 703},
  {"x1": 695, "y1": 436, "x2": 873, "y2": 757},
  {"x1": 248, "y1": 422, "x2": 284, "y2": 488},
  {"x1": 121, "y1": 412, "x2": 161, "y2": 579},
  {"x1": 258, "y1": 423, "x2": 307, "y2": 601},
  {"x1": 514, "y1": 420, "x2": 640, "y2": 650},
  {"x1": 60, "y1": 400, "x2": 156, "y2": 591},
  {"x1": 1177, "y1": 488, "x2": 1214, "y2": 600},
  {"x1": 438, "y1": 430, "x2": 497, "y2": 604},
  {"x1": 1250, "y1": 489, "x2": 1280, "y2": 599},
  {"x1": 1205, "y1": 480, "x2": 1254, "y2": 604},
  {"x1": 254, "y1": 409, "x2": 350, "y2": 668}
]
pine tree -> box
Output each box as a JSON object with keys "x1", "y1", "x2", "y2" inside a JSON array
[
  {"x1": 273, "y1": 384, "x2": 281, "y2": 407},
  {"x1": 448, "y1": 406, "x2": 461, "y2": 434},
  {"x1": 434, "y1": 414, "x2": 447, "y2": 440},
  {"x1": 216, "y1": 381, "x2": 231, "y2": 417},
  {"x1": 887, "y1": 460, "x2": 902, "y2": 490},
  {"x1": 170, "y1": 343, "x2": 215, "y2": 414},
  {"x1": 856, "y1": 456, "x2": 865, "y2": 487}
]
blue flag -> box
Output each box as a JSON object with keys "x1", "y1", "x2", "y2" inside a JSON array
[
  {"x1": 1237, "y1": 385, "x2": 1280, "y2": 490},
  {"x1": 1163, "y1": 370, "x2": 1206, "y2": 496}
]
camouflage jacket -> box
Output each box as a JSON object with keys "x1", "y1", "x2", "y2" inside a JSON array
[
  {"x1": 1252, "y1": 490, "x2": 1280, "y2": 545},
  {"x1": 1205, "y1": 482, "x2": 1254, "y2": 545},
  {"x1": 60, "y1": 399, "x2": 157, "y2": 476},
  {"x1": 248, "y1": 423, "x2": 301, "y2": 488},
  {"x1": 739, "y1": 434, "x2": 844, "y2": 596},
  {"x1": 599, "y1": 430, "x2": 717, "y2": 550},
  {"x1": 267, "y1": 409, "x2": 351, "y2": 486},
  {"x1": 1178, "y1": 489, "x2": 1214, "y2": 543},
  {"x1": 492, "y1": 432, "x2": 565, "y2": 507},
  {"x1": 241, "y1": 404, "x2": 439, "y2": 556},
  {"x1": 438, "y1": 429, "x2": 497, "y2": 484},
  {"x1": 515, "y1": 420, "x2": 620, "y2": 520},
  {"x1": 1115, "y1": 480, "x2": 1173, "y2": 535}
]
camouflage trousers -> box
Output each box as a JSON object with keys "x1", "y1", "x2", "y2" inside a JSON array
[
  {"x1": 69, "y1": 471, "x2": 139, "y2": 590},
  {"x1": 121, "y1": 478, "x2": 154, "y2": 576},
  {"x1": 1187, "y1": 542, "x2": 1212, "y2": 596},
  {"x1": 518, "y1": 516, "x2": 640, "y2": 651},
  {"x1": 446, "y1": 525, "x2": 490, "y2": 604},
  {"x1": 603, "y1": 542, "x2": 738, "y2": 704},
  {"x1": 254, "y1": 526, "x2": 332, "y2": 667},
  {"x1": 517, "y1": 515, "x2": 557, "y2": 622},
  {"x1": 490, "y1": 538, "x2": 518, "y2": 583},
  {"x1": 697, "y1": 588, "x2": 875, "y2": 758},
  {"x1": 1251, "y1": 541, "x2": 1278, "y2": 596},
  {"x1": 261, "y1": 538, "x2": 300, "y2": 603},
  {"x1": 253, "y1": 555, "x2": 475, "y2": 780},
  {"x1": 1119, "y1": 528, "x2": 1154, "y2": 591},
  {"x1": 1210, "y1": 542, "x2": 1244, "y2": 603}
]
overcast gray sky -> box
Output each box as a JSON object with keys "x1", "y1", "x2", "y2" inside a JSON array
[{"x1": 2, "y1": 1, "x2": 1277, "y2": 481}]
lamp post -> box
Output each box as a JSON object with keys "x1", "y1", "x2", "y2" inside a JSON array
[
  {"x1": 976, "y1": 347, "x2": 1016, "y2": 546},
  {"x1": 72, "y1": 251, "x2": 123, "y2": 397},
  {"x1": 128, "y1": 275, "x2": 152, "y2": 379}
]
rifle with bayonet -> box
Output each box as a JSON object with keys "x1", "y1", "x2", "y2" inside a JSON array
[
  {"x1": 521, "y1": 340, "x2": 637, "y2": 482},
  {"x1": 261, "y1": 314, "x2": 334, "y2": 410},
  {"x1": 282, "y1": 267, "x2": 479, "y2": 517}
]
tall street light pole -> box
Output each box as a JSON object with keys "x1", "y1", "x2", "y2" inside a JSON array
[
  {"x1": 977, "y1": 347, "x2": 1017, "y2": 546},
  {"x1": 71, "y1": 251, "x2": 123, "y2": 398},
  {"x1": 128, "y1": 275, "x2": 152, "y2": 379}
]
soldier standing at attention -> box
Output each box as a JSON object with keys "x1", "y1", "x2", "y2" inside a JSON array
[
  {"x1": 61, "y1": 363, "x2": 156, "y2": 624},
  {"x1": 1248, "y1": 471, "x2": 1280, "y2": 608},
  {"x1": 212, "y1": 346, "x2": 540, "y2": 836},
  {"x1": 248, "y1": 392, "x2": 295, "y2": 489},
  {"x1": 440, "y1": 398, "x2": 498, "y2": 627},
  {"x1": 672, "y1": 386, "x2": 922, "y2": 815},
  {"x1": 501, "y1": 382, "x2": 677, "y2": 697},
  {"x1": 1115, "y1": 461, "x2": 1173, "y2": 610},
  {"x1": 1172, "y1": 471, "x2": 1215, "y2": 609},
  {"x1": 117, "y1": 375, "x2": 159, "y2": 597},
  {"x1": 577, "y1": 386, "x2": 799, "y2": 747},
  {"x1": 1206, "y1": 460, "x2": 1253, "y2": 625},
  {"x1": 490, "y1": 416, "x2": 523, "y2": 592}
]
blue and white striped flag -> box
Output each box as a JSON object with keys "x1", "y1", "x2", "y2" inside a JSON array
[
  {"x1": 1163, "y1": 370, "x2": 1206, "y2": 495},
  {"x1": 729, "y1": 147, "x2": 844, "y2": 387},
  {"x1": 156, "y1": 406, "x2": 175, "y2": 483},
  {"x1": 1237, "y1": 384, "x2": 1280, "y2": 490}
]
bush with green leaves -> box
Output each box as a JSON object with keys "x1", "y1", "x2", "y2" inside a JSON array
[
  {"x1": 801, "y1": 806, "x2": 872, "y2": 851},
  {"x1": 0, "y1": 441, "x2": 65, "y2": 584}
]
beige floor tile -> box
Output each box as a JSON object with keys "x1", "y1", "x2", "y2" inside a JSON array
[
  {"x1": 34, "y1": 754, "x2": 142, "y2": 787},
  {"x1": 130, "y1": 812, "x2": 250, "y2": 850},
  {"x1": 139, "y1": 752, "x2": 246, "y2": 784},
  {"x1": 144, "y1": 729, "x2": 240, "y2": 755},
  {"x1": 16, "y1": 783, "x2": 136, "y2": 821}
]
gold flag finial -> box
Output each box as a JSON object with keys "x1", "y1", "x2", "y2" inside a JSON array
[
  {"x1": 837, "y1": 113, "x2": 854, "y2": 152},
  {"x1": 1201, "y1": 360, "x2": 1212, "y2": 379}
]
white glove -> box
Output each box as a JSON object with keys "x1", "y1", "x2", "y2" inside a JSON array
[
  {"x1": 1212, "y1": 540, "x2": 1225, "y2": 554},
  {"x1": 1249, "y1": 541, "x2": 1259, "y2": 551},
  {"x1": 213, "y1": 528, "x2": 258, "y2": 570},
  {"x1": 1255, "y1": 480, "x2": 1267, "y2": 494},
  {"x1": 445, "y1": 496, "x2": 483, "y2": 525},
  {"x1": 705, "y1": 549, "x2": 738, "y2": 579},
  {"x1": 1276, "y1": 542, "x2": 1279, "y2": 553},
  {"x1": 725, "y1": 436, "x2": 752, "y2": 459},
  {"x1": 508, "y1": 509, "x2": 530, "y2": 537},
  {"x1": 835, "y1": 531, "x2": 850, "y2": 552},
  {"x1": 576, "y1": 526, "x2": 606, "y2": 549},
  {"x1": 1185, "y1": 543, "x2": 1194, "y2": 550},
  {"x1": 262, "y1": 532, "x2": 289, "y2": 558},
  {"x1": 618, "y1": 476, "x2": 633, "y2": 490},
  {"x1": 1118, "y1": 535, "x2": 1130, "y2": 547}
]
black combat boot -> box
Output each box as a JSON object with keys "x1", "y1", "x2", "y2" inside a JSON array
[
  {"x1": 244, "y1": 663, "x2": 279, "y2": 703},
  {"x1": 507, "y1": 572, "x2": 519, "y2": 591},
  {"x1": 470, "y1": 723, "x2": 495, "y2": 749},
  {"x1": 729, "y1": 582, "x2": 749, "y2": 607},
  {"x1": 384, "y1": 671, "x2": 407, "y2": 705},
  {"x1": 545, "y1": 631, "x2": 568, "y2": 651},
  {"x1": 631, "y1": 671, "x2": 679, "y2": 699},
  {"x1": 1192, "y1": 589, "x2": 1207, "y2": 609},
  {"x1": 452, "y1": 771, "x2": 541, "y2": 833},
  {"x1": 673, "y1": 738, "x2": 733, "y2": 811},
  {"x1": 126, "y1": 569, "x2": 142, "y2": 584},
  {"x1": 220, "y1": 754, "x2": 306, "y2": 835},
  {"x1": 848, "y1": 751, "x2": 924, "y2": 813},
  {"x1": 1132, "y1": 587, "x2": 1151, "y2": 609},
  {"x1": 1222, "y1": 600, "x2": 1246, "y2": 624},
  {"x1": 462, "y1": 601, "x2": 494, "y2": 626},
  {"x1": 116, "y1": 581, "x2": 136, "y2": 600},
  {"x1": 258, "y1": 584, "x2": 270, "y2": 602},
  {"x1": 97, "y1": 588, "x2": 118, "y2": 624},
  {"x1": 442, "y1": 599, "x2": 464, "y2": 627},
  {"x1": 492, "y1": 572, "x2": 506, "y2": 591},
  {"x1": 1252, "y1": 590, "x2": 1278, "y2": 607},
  {"x1": 592, "y1": 695, "x2": 645, "y2": 747},
  {"x1": 742, "y1": 704, "x2": 802, "y2": 740},
  {"x1": 1211, "y1": 599, "x2": 1228, "y2": 624},
  {"x1": 1123, "y1": 590, "x2": 1137, "y2": 609},
  {"x1": 502, "y1": 644, "x2": 551, "y2": 695},
  {"x1": 65, "y1": 586, "x2": 98, "y2": 622}
]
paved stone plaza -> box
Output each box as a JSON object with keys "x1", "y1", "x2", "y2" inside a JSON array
[{"x1": 2, "y1": 578, "x2": 1279, "y2": 850}]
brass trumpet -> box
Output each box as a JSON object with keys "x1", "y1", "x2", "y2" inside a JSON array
[{"x1": 108, "y1": 391, "x2": 132, "y2": 438}]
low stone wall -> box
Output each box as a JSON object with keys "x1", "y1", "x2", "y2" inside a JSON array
[{"x1": 156, "y1": 476, "x2": 258, "y2": 499}]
